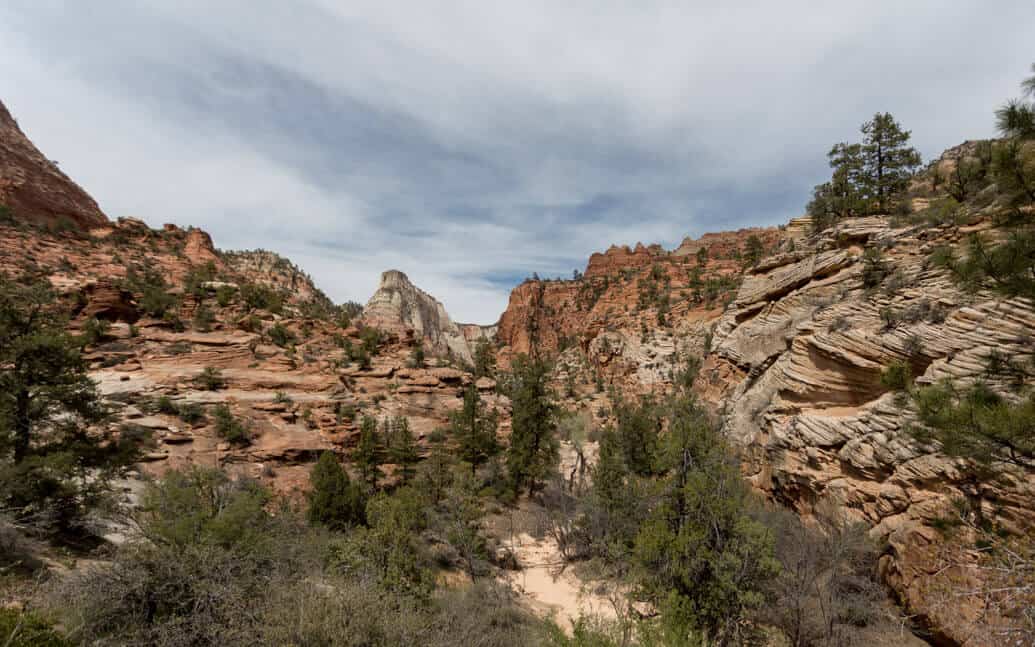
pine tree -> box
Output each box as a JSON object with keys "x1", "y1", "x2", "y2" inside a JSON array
[
  {"x1": 354, "y1": 414, "x2": 383, "y2": 488},
  {"x1": 0, "y1": 278, "x2": 130, "y2": 533},
  {"x1": 860, "y1": 113, "x2": 921, "y2": 213},
  {"x1": 472, "y1": 338, "x2": 496, "y2": 378},
  {"x1": 449, "y1": 385, "x2": 500, "y2": 476},
  {"x1": 742, "y1": 234, "x2": 765, "y2": 267},
  {"x1": 614, "y1": 396, "x2": 662, "y2": 476},
  {"x1": 386, "y1": 416, "x2": 419, "y2": 483},
  {"x1": 826, "y1": 142, "x2": 865, "y2": 218},
  {"x1": 996, "y1": 63, "x2": 1035, "y2": 140},
  {"x1": 632, "y1": 397, "x2": 779, "y2": 643},
  {"x1": 504, "y1": 355, "x2": 559, "y2": 496},
  {"x1": 307, "y1": 451, "x2": 366, "y2": 530}
]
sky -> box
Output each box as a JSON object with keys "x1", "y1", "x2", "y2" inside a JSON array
[{"x1": 2, "y1": 2, "x2": 1033, "y2": 323}]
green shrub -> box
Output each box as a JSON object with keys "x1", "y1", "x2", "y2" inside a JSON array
[
  {"x1": 212, "y1": 404, "x2": 250, "y2": 446},
  {"x1": 192, "y1": 303, "x2": 215, "y2": 332},
  {"x1": 335, "y1": 403, "x2": 356, "y2": 423},
  {"x1": 240, "y1": 283, "x2": 283, "y2": 314},
  {"x1": 177, "y1": 402, "x2": 206, "y2": 425},
  {"x1": 155, "y1": 396, "x2": 178, "y2": 415},
  {"x1": 359, "y1": 326, "x2": 383, "y2": 356},
  {"x1": 0, "y1": 608, "x2": 70, "y2": 646},
  {"x1": 79, "y1": 317, "x2": 111, "y2": 346},
  {"x1": 879, "y1": 361, "x2": 912, "y2": 391},
  {"x1": 268, "y1": 322, "x2": 296, "y2": 348},
  {"x1": 215, "y1": 285, "x2": 236, "y2": 307},
  {"x1": 162, "y1": 310, "x2": 185, "y2": 332},
  {"x1": 194, "y1": 366, "x2": 225, "y2": 391},
  {"x1": 0, "y1": 203, "x2": 16, "y2": 226},
  {"x1": 860, "y1": 246, "x2": 889, "y2": 288}
]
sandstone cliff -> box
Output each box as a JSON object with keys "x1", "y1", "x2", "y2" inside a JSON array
[
  {"x1": 363, "y1": 269, "x2": 488, "y2": 363},
  {"x1": 496, "y1": 228, "x2": 782, "y2": 395},
  {"x1": 696, "y1": 209, "x2": 1035, "y2": 642},
  {"x1": 0, "y1": 99, "x2": 108, "y2": 230}
]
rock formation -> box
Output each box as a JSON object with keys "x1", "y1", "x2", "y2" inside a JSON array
[
  {"x1": 696, "y1": 211, "x2": 1035, "y2": 643},
  {"x1": 0, "y1": 99, "x2": 108, "y2": 229},
  {"x1": 495, "y1": 228, "x2": 782, "y2": 394},
  {"x1": 363, "y1": 269, "x2": 488, "y2": 363}
]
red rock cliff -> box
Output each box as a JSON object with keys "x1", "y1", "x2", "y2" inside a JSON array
[{"x1": 0, "y1": 99, "x2": 108, "y2": 230}]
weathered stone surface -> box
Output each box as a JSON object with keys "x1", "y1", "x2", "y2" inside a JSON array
[
  {"x1": 0, "y1": 99, "x2": 108, "y2": 229},
  {"x1": 698, "y1": 214, "x2": 1035, "y2": 643},
  {"x1": 363, "y1": 270, "x2": 488, "y2": 362}
]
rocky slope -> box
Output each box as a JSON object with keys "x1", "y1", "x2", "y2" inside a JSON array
[
  {"x1": 0, "y1": 101, "x2": 498, "y2": 498},
  {"x1": 0, "y1": 214, "x2": 503, "y2": 495},
  {"x1": 221, "y1": 248, "x2": 333, "y2": 308},
  {"x1": 696, "y1": 208, "x2": 1035, "y2": 642},
  {"x1": 496, "y1": 228, "x2": 782, "y2": 395},
  {"x1": 0, "y1": 99, "x2": 108, "y2": 229}
]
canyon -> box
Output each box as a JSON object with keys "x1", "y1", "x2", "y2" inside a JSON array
[{"x1": 2, "y1": 97, "x2": 1032, "y2": 645}]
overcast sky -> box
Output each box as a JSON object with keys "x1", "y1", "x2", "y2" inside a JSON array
[{"x1": 2, "y1": 2, "x2": 1033, "y2": 323}]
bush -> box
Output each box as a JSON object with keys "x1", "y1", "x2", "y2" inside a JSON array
[
  {"x1": 329, "y1": 488, "x2": 432, "y2": 598},
  {"x1": 754, "y1": 506, "x2": 891, "y2": 647},
  {"x1": 44, "y1": 467, "x2": 550, "y2": 647},
  {"x1": 162, "y1": 309, "x2": 185, "y2": 332},
  {"x1": 879, "y1": 360, "x2": 912, "y2": 391},
  {"x1": 860, "y1": 246, "x2": 889, "y2": 289},
  {"x1": 267, "y1": 322, "x2": 296, "y2": 348},
  {"x1": 215, "y1": 285, "x2": 235, "y2": 307},
  {"x1": 127, "y1": 267, "x2": 178, "y2": 317},
  {"x1": 193, "y1": 303, "x2": 215, "y2": 332},
  {"x1": 212, "y1": 404, "x2": 250, "y2": 446},
  {"x1": 79, "y1": 317, "x2": 110, "y2": 346},
  {"x1": 155, "y1": 395, "x2": 178, "y2": 415},
  {"x1": 177, "y1": 402, "x2": 206, "y2": 425},
  {"x1": 0, "y1": 608, "x2": 69, "y2": 646},
  {"x1": 194, "y1": 366, "x2": 226, "y2": 391},
  {"x1": 359, "y1": 326, "x2": 383, "y2": 356},
  {"x1": 240, "y1": 283, "x2": 284, "y2": 314}
]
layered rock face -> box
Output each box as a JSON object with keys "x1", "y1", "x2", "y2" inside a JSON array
[
  {"x1": 696, "y1": 214, "x2": 1035, "y2": 642},
  {"x1": 363, "y1": 270, "x2": 486, "y2": 362},
  {"x1": 496, "y1": 228, "x2": 782, "y2": 394},
  {"x1": 0, "y1": 99, "x2": 108, "y2": 229}
]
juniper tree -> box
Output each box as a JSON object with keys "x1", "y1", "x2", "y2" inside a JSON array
[
  {"x1": 472, "y1": 338, "x2": 496, "y2": 378},
  {"x1": 742, "y1": 234, "x2": 765, "y2": 267}
]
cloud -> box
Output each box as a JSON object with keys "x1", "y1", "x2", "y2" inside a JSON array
[{"x1": 1, "y1": 1, "x2": 1033, "y2": 322}]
